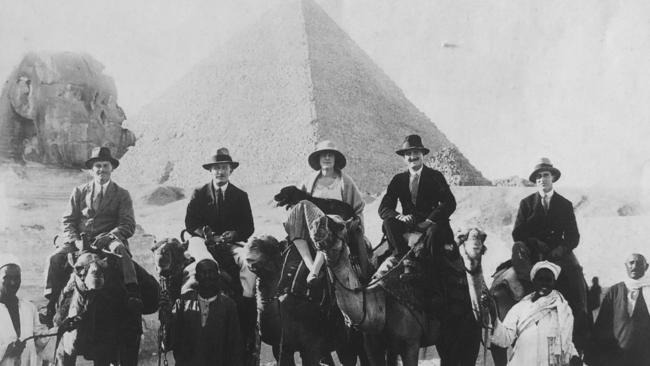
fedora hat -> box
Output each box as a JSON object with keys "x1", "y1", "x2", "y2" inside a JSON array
[
  {"x1": 308, "y1": 140, "x2": 347, "y2": 170},
  {"x1": 396, "y1": 134, "x2": 430, "y2": 156},
  {"x1": 85, "y1": 146, "x2": 120, "y2": 169},
  {"x1": 529, "y1": 157, "x2": 561, "y2": 182},
  {"x1": 202, "y1": 148, "x2": 239, "y2": 170}
]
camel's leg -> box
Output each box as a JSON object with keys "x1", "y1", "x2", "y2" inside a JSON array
[
  {"x1": 363, "y1": 334, "x2": 387, "y2": 366},
  {"x1": 386, "y1": 349, "x2": 398, "y2": 366},
  {"x1": 277, "y1": 347, "x2": 296, "y2": 366},
  {"x1": 399, "y1": 343, "x2": 420, "y2": 366},
  {"x1": 336, "y1": 329, "x2": 370, "y2": 366},
  {"x1": 299, "y1": 348, "x2": 322, "y2": 366},
  {"x1": 490, "y1": 346, "x2": 508, "y2": 366}
]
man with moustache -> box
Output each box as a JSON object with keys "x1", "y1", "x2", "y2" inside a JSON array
[
  {"x1": 491, "y1": 261, "x2": 581, "y2": 366},
  {"x1": 378, "y1": 134, "x2": 457, "y2": 259},
  {"x1": 184, "y1": 148, "x2": 256, "y2": 365},
  {"x1": 510, "y1": 158, "x2": 588, "y2": 349},
  {"x1": 42, "y1": 147, "x2": 140, "y2": 326},
  {"x1": 591, "y1": 253, "x2": 650, "y2": 366}
]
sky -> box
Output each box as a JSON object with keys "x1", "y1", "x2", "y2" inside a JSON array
[{"x1": 1, "y1": 0, "x2": 649, "y2": 189}]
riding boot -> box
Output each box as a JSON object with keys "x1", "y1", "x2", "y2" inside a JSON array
[{"x1": 125, "y1": 283, "x2": 144, "y2": 316}]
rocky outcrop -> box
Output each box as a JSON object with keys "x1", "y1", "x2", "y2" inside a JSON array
[
  {"x1": 492, "y1": 176, "x2": 535, "y2": 187},
  {"x1": 0, "y1": 52, "x2": 135, "y2": 167},
  {"x1": 117, "y1": 0, "x2": 487, "y2": 193},
  {"x1": 426, "y1": 147, "x2": 491, "y2": 186}
]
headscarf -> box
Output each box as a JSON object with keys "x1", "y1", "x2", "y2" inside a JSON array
[
  {"x1": 0, "y1": 254, "x2": 21, "y2": 270},
  {"x1": 530, "y1": 260, "x2": 561, "y2": 280}
]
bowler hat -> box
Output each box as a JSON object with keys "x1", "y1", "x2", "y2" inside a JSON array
[
  {"x1": 85, "y1": 147, "x2": 119, "y2": 169},
  {"x1": 202, "y1": 148, "x2": 240, "y2": 170},
  {"x1": 308, "y1": 140, "x2": 347, "y2": 170},
  {"x1": 529, "y1": 157, "x2": 561, "y2": 182},
  {"x1": 396, "y1": 134, "x2": 430, "y2": 156}
]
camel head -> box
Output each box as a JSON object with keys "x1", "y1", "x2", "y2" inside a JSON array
[
  {"x1": 151, "y1": 237, "x2": 188, "y2": 277},
  {"x1": 245, "y1": 235, "x2": 282, "y2": 276},
  {"x1": 72, "y1": 252, "x2": 108, "y2": 293},
  {"x1": 309, "y1": 215, "x2": 347, "y2": 253},
  {"x1": 456, "y1": 227, "x2": 487, "y2": 261}
]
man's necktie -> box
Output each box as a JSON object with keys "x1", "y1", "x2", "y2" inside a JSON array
[
  {"x1": 543, "y1": 193, "x2": 549, "y2": 213},
  {"x1": 410, "y1": 174, "x2": 420, "y2": 205},
  {"x1": 217, "y1": 187, "x2": 224, "y2": 218},
  {"x1": 93, "y1": 187, "x2": 104, "y2": 211}
]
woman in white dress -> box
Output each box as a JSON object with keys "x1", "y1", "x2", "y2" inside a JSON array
[{"x1": 284, "y1": 140, "x2": 365, "y2": 284}]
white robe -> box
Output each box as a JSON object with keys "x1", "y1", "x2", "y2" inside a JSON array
[
  {"x1": 0, "y1": 299, "x2": 55, "y2": 366},
  {"x1": 491, "y1": 290, "x2": 578, "y2": 366}
]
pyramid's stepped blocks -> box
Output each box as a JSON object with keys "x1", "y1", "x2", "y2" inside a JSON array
[{"x1": 116, "y1": 0, "x2": 487, "y2": 194}]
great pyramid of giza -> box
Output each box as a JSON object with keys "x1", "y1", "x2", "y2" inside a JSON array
[{"x1": 117, "y1": 0, "x2": 487, "y2": 194}]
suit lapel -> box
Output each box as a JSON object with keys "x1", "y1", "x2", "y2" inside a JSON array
[
  {"x1": 533, "y1": 192, "x2": 546, "y2": 216},
  {"x1": 98, "y1": 181, "x2": 116, "y2": 212},
  {"x1": 84, "y1": 183, "x2": 93, "y2": 211}
]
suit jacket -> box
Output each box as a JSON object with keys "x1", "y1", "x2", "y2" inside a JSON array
[
  {"x1": 185, "y1": 182, "x2": 254, "y2": 243},
  {"x1": 591, "y1": 282, "x2": 650, "y2": 365},
  {"x1": 378, "y1": 165, "x2": 456, "y2": 223},
  {"x1": 62, "y1": 181, "x2": 135, "y2": 243},
  {"x1": 512, "y1": 191, "x2": 579, "y2": 250}
]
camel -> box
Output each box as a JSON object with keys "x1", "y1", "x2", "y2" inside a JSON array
[
  {"x1": 245, "y1": 235, "x2": 367, "y2": 366},
  {"x1": 54, "y1": 252, "x2": 142, "y2": 366},
  {"x1": 308, "y1": 212, "x2": 439, "y2": 366}
]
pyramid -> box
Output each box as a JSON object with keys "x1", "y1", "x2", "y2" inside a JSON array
[{"x1": 117, "y1": 0, "x2": 487, "y2": 194}]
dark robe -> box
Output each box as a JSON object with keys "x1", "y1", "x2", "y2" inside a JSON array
[
  {"x1": 591, "y1": 282, "x2": 650, "y2": 366},
  {"x1": 168, "y1": 292, "x2": 243, "y2": 366}
]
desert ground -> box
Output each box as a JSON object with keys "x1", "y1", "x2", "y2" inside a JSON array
[{"x1": 1, "y1": 161, "x2": 648, "y2": 365}]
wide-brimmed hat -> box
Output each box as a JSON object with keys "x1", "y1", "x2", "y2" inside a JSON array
[
  {"x1": 85, "y1": 147, "x2": 120, "y2": 169},
  {"x1": 529, "y1": 157, "x2": 561, "y2": 183},
  {"x1": 308, "y1": 140, "x2": 347, "y2": 170},
  {"x1": 395, "y1": 134, "x2": 430, "y2": 156},
  {"x1": 202, "y1": 148, "x2": 240, "y2": 170}
]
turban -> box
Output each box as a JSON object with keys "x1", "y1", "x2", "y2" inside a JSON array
[
  {"x1": 0, "y1": 254, "x2": 21, "y2": 270},
  {"x1": 530, "y1": 260, "x2": 561, "y2": 280}
]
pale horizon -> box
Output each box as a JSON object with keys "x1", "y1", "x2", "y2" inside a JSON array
[{"x1": 2, "y1": 0, "x2": 649, "y2": 188}]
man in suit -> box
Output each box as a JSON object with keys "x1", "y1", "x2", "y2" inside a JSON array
[
  {"x1": 43, "y1": 147, "x2": 139, "y2": 325},
  {"x1": 591, "y1": 253, "x2": 650, "y2": 366},
  {"x1": 511, "y1": 158, "x2": 588, "y2": 348},
  {"x1": 184, "y1": 148, "x2": 257, "y2": 366},
  {"x1": 378, "y1": 134, "x2": 457, "y2": 257}
]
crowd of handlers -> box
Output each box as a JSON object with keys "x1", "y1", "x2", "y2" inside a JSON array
[{"x1": 1, "y1": 134, "x2": 649, "y2": 366}]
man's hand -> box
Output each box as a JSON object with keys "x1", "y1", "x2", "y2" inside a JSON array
[
  {"x1": 92, "y1": 234, "x2": 114, "y2": 250},
  {"x1": 58, "y1": 316, "x2": 81, "y2": 335},
  {"x1": 221, "y1": 231, "x2": 237, "y2": 243},
  {"x1": 549, "y1": 246, "x2": 566, "y2": 260},
  {"x1": 416, "y1": 219, "x2": 434, "y2": 231},
  {"x1": 396, "y1": 214, "x2": 414, "y2": 224},
  {"x1": 4, "y1": 340, "x2": 25, "y2": 359},
  {"x1": 73, "y1": 239, "x2": 84, "y2": 251}
]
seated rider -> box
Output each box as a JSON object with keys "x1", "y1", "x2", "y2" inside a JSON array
[
  {"x1": 377, "y1": 134, "x2": 456, "y2": 276},
  {"x1": 285, "y1": 141, "x2": 366, "y2": 286},
  {"x1": 184, "y1": 148, "x2": 256, "y2": 365},
  {"x1": 43, "y1": 147, "x2": 141, "y2": 326},
  {"x1": 511, "y1": 158, "x2": 587, "y2": 318}
]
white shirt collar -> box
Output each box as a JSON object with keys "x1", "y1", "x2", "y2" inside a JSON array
[
  {"x1": 94, "y1": 180, "x2": 111, "y2": 193},
  {"x1": 539, "y1": 189, "x2": 554, "y2": 198},
  {"x1": 212, "y1": 181, "x2": 228, "y2": 194},
  {"x1": 409, "y1": 166, "x2": 423, "y2": 176}
]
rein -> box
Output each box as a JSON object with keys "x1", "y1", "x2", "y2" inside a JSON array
[{"x1": 323, "y1": 234, "x2": 424, "y2": 328}]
